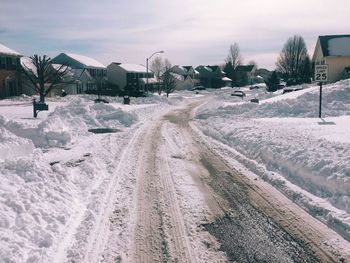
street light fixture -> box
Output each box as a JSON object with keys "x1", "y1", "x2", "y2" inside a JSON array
[{"x1": 146, "y1": 50, "x2": 164, "y2": 95}]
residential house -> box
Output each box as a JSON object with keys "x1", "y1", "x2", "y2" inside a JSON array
[
  {"x1": 170, "y1": 65, "x2": 200, "y2": 90},
  {"x1": 107, "y1": 63, "x2": 157, "y2": 96},
  {"x1": 195, "y1": 65, "x2": 231, "y2": 88},
  {"x1": 312, "y1": 34, "x2": 350, "y2": 83},
  {"x1": 54, "y1": 68, "x2": 94, "y2": 96},
  {"x1": 0, "y1": 43, "x2": 22, "y2": 99},
  {"x1": 50, "y1": 53, "x2": 107, "y2": 94},
  {"x1": 234, "y1": 65, "x2": 256, "y2": 86}
]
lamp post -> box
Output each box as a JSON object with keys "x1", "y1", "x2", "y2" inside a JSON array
[{"x1": 146, "y1": 50, "x2": 164, "y2": 95}]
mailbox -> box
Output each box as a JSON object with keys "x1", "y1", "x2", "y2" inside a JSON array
[{"x1": 33, "y1": 99, "x2": 49, "y2": 117}]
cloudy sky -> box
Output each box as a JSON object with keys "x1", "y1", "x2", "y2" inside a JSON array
[{"x1": 1, "y1": 0, "x2": 349, "y2": 70}]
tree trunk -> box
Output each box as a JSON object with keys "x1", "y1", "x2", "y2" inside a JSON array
[{"x1": 40, "y1": 91, "x2": 45, "y2": 103}]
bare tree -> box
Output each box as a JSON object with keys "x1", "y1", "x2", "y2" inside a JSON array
[
  {"x1": 226, "y1": 43, "x2": 242, "y2": 69},
  {"x1": 276, "y1": 35, "x2": 308, "y2": 82},
  {"x1": 150, "y1": 56, "x2": 164, "y2": 82},
  {"x1": 150, "y1": 57, "x2": 174, "y2": 95},
  {"x1": 150, "y1": 56, "x2": 165, "y2": 94},
  {"x1": 21, "y1": 55, "x2": 72, "y2": 102},
  {"x1": 164, "y1": 58, "x2": 172, "y2": 71}
]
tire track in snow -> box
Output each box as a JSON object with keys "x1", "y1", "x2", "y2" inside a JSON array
[
  {"x1": 81, "y1": 125, "x2": 145, "y2": 262},
  {"x1": 51, "y1": 125, "x2": 141, "y2": 263},
  {"x1": 132, "y1": 104, "x2": 211, "y2": 262}
]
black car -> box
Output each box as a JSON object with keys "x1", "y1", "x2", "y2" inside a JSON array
[
  {"x1": 231, "y1": 91, "x2": 246, "y2": 98},
  {"x1": 249, "y1": 85, "x2": 260, "y2": 90},
  {"x1": 191, "y1": 86, "x2": 206, "y2": 91}
]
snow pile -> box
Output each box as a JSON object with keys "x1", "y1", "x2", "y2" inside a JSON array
[
  {"x1": 0, "y1": 125, "x2": 34, "y2": 160},
  {"x1": 1, "y1": 98, "x2": 138, "y2": 148},
  {"x1": 0, "y1": 139, "x2": 121, "y2": 262},
  {"x1": 0, "y1": 150, "x2": 78, "y2": 262},
  {"x1": 0, "y1": 97, "x2": 142, "y2": 262},
  {"x1": 195, "y1": 79, "x2": 350, "y2": 216},
  {"x1": 200, "y1": 80, "x2": 350, "y2": 119},
  {"x1": 48, "y1": 99, "x2": 138, "y2": 133}
]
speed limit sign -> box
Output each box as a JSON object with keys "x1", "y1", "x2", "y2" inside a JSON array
[{"x1": 315, "y1": 64, "x2": 328, "y2": 82}]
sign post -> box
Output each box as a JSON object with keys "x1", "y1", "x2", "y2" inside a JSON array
[{"x1": 314, "y1": 64, "x2": 328, "y2": 118}]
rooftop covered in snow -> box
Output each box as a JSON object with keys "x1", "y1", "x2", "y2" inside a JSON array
[
  {"x1": 0, "y1": 43, "x2": 22, "y2": 57},
  {"x1": 51, "y1": 53, "x2": 106, "y2": 69},
  {"x1": 111, "y1": 63, "x2": 150, "y2": 73}
]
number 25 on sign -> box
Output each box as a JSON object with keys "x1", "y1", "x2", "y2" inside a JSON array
[{"x1": 315, "y1": 64, "x2": 328, "y2": 82}]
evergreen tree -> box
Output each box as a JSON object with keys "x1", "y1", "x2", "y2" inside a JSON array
[
  {"x1": 223, "y1": 61, "x2": 234, "y2": 87},
  {"x1": 266, "y1": 71, "x2": 280, "y2": 92},
  {"x1": 301, "y1": 55, "x2": 312, "y2": 83},
  {"x1": 162, "y1": 63, "x2": 176, "y2": 97}
]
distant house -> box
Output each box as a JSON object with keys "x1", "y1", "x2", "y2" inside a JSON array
[
  {"x1": 107, "y1": 63, "x2": 157, "y2": 96},
  {"x1": 312, "y1": 34, "x2": 350, "y2": 83},
  {"x1": 234, "y1": 65, "x2": 256, "y2": 86},
  {"x1": 0, "y1": 43, "x2": 22, "y2": 99},
  {"x1": 195, "y1": 65, "x2": 231, "y2": 88},
  {"x1": 63, "y1": 69, "x2": 95, "y2": 95},
  {"x1": 170, "y1": 65, "x2": 200, "y2": 90},
  {"x1": 50, "y1": 53, "x2": 107, "y2": 94}
]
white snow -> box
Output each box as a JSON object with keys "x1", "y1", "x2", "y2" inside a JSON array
[
  {"x1": 0, "y1": 94, "x2": 187, "y2": 262},
  {"x1": 0, "y1": 43, "x2": 21, "y2": 56},
  {"x1": 66, "y1": 53, "x2": 106, "y2": 68},
  {"x1": 140, "y1": 77, "x2": 159, "y2": 84},
  {"x1": 118, "y1": 63, "x2": 148, "y2": 73},
  {"x1": 1, "y1": 78, "x2": 350, "y2": 262},
  {"x1": 195, "y1": 79, "x2": 350, "y2": 239},
  {"x1": 21, "y1": 57, "x2": 37, "y2": 75},
  {"x1": 328, "y1": 37, "x2": 350, "y2": 56}
]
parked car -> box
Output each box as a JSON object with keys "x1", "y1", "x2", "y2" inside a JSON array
[
  {"x1": 282, "y1": 86, "x2": 303, "y2": 94},
  {"x1": 191, "y1": 85, "x2": 206, "y2": 91},
  {"x1": 277, "y1": 84, "x2": 286, "y2": 89},
  {"x1": 249, "y1": 85, "x2": 260, "y2": 90},
  {"x1": 231, "y1": 90, "x2": 246, "y2": 98}
]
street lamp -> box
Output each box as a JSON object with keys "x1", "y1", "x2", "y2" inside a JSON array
[{"x1": 146, "y1": 50, "x2": 164, "y2": 95}]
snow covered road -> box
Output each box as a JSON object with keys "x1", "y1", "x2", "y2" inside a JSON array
[{"x1": 2, "y1": 85, "x2": 350, "y2": 262}]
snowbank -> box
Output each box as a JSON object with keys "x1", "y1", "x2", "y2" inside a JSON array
[
  {"x1": 195, "y1": 79, "x2": 350, "y2": 225},
  {"x1": 0, "y1": 93, "x2": 182, "y2": 262},
  {"x1": 0, "y1": 98, "x2": 138, "y2": 148},
  {"x1": 199, "y1": 80, "x2": 350, "y2": 119},
  {"x1": 0, "y1": 126, "x2": 34, "y2": 160}
]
